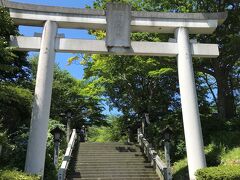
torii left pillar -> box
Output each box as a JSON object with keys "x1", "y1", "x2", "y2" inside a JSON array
[{"x1": 25, "y1": 20, "x2": 57, "y2": 177}]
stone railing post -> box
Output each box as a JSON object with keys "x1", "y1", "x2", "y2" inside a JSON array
[{"x1": 58, "y1": 129, "x2": 77, "y2": 180}]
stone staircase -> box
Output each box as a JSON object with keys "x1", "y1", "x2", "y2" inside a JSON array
[{"x1": 66, "y1": 142, "x2": 160, "y2": 180}]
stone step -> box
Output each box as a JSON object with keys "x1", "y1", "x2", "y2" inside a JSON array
[
  {"x1": 79, "y1": 142, "x2": 134, "y2": 145},
  {"x1": 73, "y1": 161, "x2": 152, "y2": 165},
  {"x1": 78, "y1": 146, "x2": 138, "y2": 149},
  {"x1": 70, "y1": 172, "x2": 156, "y2": 176},
  {"x1": 78, "y1": 151, "x2": 141, "y2": 153},
  {"x1": 73, "y1": 160, "x2": 148, "y2": 164},
  {"x1": 76, "y1": 151, "x2": 142, "y2": 156},
  {"x1": 73, "y1": 157, "x2": 146, "y2": 161},
  {"x1": 67, "y1": 142, "x2": 159, "y2": 180},
  {"x1": 71, "y1": 171, "x2": 157, "y2": 176},
  {"x1": 79, "y1": 145, "x2": 140, "y2": 149},
  {"x1": 75, "y1": 159, "x2": 146, "y2": 162},
  {"x1": 77, "y1": 152, "x2": 143, "y2": 154},
  {"x1": 68, "y1": 174, "x2": 159, "y2": 178},
  {"x1": 77, "y1": 153, "x2": 141, "y2": 156},
  {"x1": 79, "y1": 145, "x2": 138, "y2": 149},
  {"x1": 73, "y1": 166, "x2": 153, "y2": 170},
  {"x1": 78, "y1": 150, "x2": 141, "y2": 153},
  {"x1": 79, "y1": 146, "x2": 138, "y2": 148},
  {"x1": 75, "y1": 154, "x2": 144, "y2": 158},
  {"x1": 85, "y1": 147, "x2": 138, "y2": 148},
  {"x1": 76, "y1": 154, "x2": 146, "y2": 158},
  {"x1": 79, "y1": 145, "x2": 138, "y2": 147},
  {"x1": 73, "y1": 167, "x2": 153, "y2": 170},
  {"x1": 75, "y1": 153, "x2": 144, "y2": 156},
  {"x1": 69, "y1": 174, "x2": 158, "y2": 179},
  {"x1": 78, "y1": 146, "x2": 140, "y2": 152},
  {"x1": 73, "y1": 163, "x2": 153, "y2": 168},
  {"x1": 73, "y1": 159, "x2": 147, "y2": 163},
  {"x1": 74, "y1": 157, "x2": 144, "y2": 160},
  {"x1": 79, "y1": 145, "x2": 139, "y2": 148},
  {"x1": 71, "y1": 168, "x2": 155, "y2": 172},
  {"x1": 68, "y1": 178, "x2": 159, "y2": 180},
  {"x1": 79, "y1": 145, "x2": 137, "y2": 147}
]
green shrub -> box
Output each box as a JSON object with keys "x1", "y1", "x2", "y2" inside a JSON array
[
  {"x1": 195, "y1": 165, "x2": 240, "y2": 180},
  {"x1": 87, "y1": 116, "x2": 127, "y2": 142},
  {"x1": 205, "y1": 143, "x2": 224, "y2": 166},
  {"x1": 88, "y1": 126, "x2": 113, "y2": 142},
  {"x1": 0, "y1": 170, "x2": 40, "y2": 180},
  {"x1": 172, "y1": 158, "x2": 188, "y2": 180},
  {"x1": 173, "y1": 144, "x2": 226, "y2": 179},
  {"x1": 0, "y1": 131, "x2": 7, "y2": 144}
]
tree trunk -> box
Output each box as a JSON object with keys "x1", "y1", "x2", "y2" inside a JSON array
[{"x1": 215, "y1": 68, "x2": 236, "y2": 119}]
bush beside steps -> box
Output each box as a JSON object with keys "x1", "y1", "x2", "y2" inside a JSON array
[
  {"x1": 0, "y1": 170, "x2": 40, "y2": 180},
  {"x1": 195, "y1": 165, "x2": 240, "y2": 180}
]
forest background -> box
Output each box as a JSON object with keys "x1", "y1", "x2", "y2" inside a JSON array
[{"x1": 0, "y1": 0, "x2": 239, "y2": 179}]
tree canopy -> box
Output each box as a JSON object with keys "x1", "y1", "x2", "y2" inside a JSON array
[
  {"x1": 75, "y1": 0, "x2": 240, "y2": 161},
  {"x1": 84, "y1": 0, "x2": 240, "y2": 121},
  {"x1": 0, "y1": 7, "x2": 30, "y2": 83}
]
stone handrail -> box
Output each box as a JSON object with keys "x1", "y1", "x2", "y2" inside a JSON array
[
  {"x1": 137, "y1": 129, "x2": 170, "y2": 180},
  {"x1": 58, "y1": 129, "x2": 77, "y2": 180}
]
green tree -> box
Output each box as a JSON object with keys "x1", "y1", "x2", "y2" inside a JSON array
[
  {"x1": 80, "y1": 0, "x2": 239, "y2": 161},
  {"x1": 0, "y1": 7, "x2": 30, "y2": 83},
  {"x1": 0, "y1": 7, "x2": 34, "y2": 172},
  {"x1": 88, "y1": 115, "x2": 128, "y2": 142},
  {"x1": 0, "y1": 84, "x2": 32, "y2": 134},
  {"x1": 144, "y1": 0, "x2": 240, "y2": 119},
  {"x1": 84, "y1": 54, "x2": 179, "y2": 121},
  {"x1": 30, "y1": 56, "x2": 105, "y2": 128},
  {"x1": 0, "y1": 6, "x2": 32, "y2": 137},
  {"x1": 82, "y1": 0, "x2": 213, "y2": 125},
  {"x1": 91, "y1": 0, "x2": 240, "y2": 120}
]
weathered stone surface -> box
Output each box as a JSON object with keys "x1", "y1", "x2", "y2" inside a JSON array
[
  {"x1": 10, "y1": 36, "x2": 219, "y2": 57},
  {"x1": 0, "y1": 0, "x2": 227, "y2": 22},
  {"x1": 106, "y1": 3, "x2": 131, "y2": 49},
  {"x1": 0, "y1": 1, "x2": 227, "y2": 34},
  {"x1": 132, "y1": 11, "x2": 227, "y2": 22},
  {"x1": 0, "y1": 0, "x2": 105, "y2": 15}
]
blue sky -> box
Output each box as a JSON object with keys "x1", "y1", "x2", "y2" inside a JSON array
[
  {"x1": 14, "y1": 0, "x2": 96, "y2": 79},
  {"x1": 13, "y1": 0, "x2": 96, "y2": 7},
  {"x1": 13, "y1": 0, "x2": 121, "y2": 115}
]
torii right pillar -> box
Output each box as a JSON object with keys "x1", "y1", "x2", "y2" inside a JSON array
[{"x1": 175, "y1": 27, "x2": 206, "y2": 180}]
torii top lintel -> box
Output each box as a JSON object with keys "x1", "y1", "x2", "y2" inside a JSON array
[{"x1": 0, "y1": 0, "x2": 227, "y2": 34}]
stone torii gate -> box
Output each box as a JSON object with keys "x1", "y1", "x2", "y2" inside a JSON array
[{"x1": 1, "y1": 1, "x2": 227, "y2": 179}]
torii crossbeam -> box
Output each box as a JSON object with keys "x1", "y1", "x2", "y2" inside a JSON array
[{"x1": 0, "y1": 1, "x2": 227, "y2": 179}]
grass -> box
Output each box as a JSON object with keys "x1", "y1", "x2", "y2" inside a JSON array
[
  {"x1": 0, "y1": 170, "x2": 40, "y2": 180},
  {"x1": 221, "y1": 147, "x2": 240, "y2": 165},
  {"x1": 172, "y1": 144, "x2": 240, "y2": 179}
]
